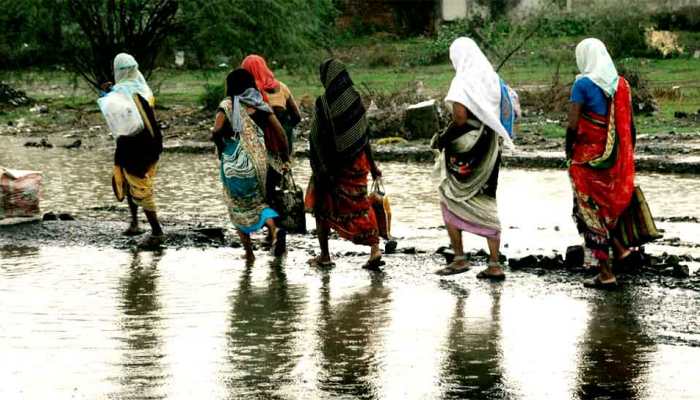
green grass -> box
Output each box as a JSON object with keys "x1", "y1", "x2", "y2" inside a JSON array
[{"x1": 2, "y1": 34, "x2": 699, "y2": 138}]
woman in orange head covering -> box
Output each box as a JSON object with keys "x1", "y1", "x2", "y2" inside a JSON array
[{"x1": 242, "y1": 54, "x2": 301, "y2": 155}]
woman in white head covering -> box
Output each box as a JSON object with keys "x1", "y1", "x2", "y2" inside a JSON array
[
  {"x1": 104, "y1": 53, "x2": 163, "y2": 246},
  {"x1": 432, "y1": 37, "x2": 514, "y2": 279},
  {"x1": 566, "y1": 38, "x2": 637, "y2": 289},
  {"x1": 111, "y1": 53, "x2": 154, "y2": 105}
]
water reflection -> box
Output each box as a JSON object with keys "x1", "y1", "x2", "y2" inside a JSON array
[
  {"x1": 440, "y1": 286, "x2": 505, "y2": 399},
  {"x1": 225, "y1": 259, "x2": 307, "y2": 398},
  {"x1": 576, "y1": 292, "x2": 652, "y2": 399},
  {"x1": 115, "y1": 250, "x2": 167, "y2": 399},
  {"x1": 316, "y1": 273, "x2": 391, "y2": 398}
]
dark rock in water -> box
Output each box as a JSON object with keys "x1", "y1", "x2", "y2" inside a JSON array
[
  {"x1": 672, "y1": 264, "x2": 690, "y2": 278},
  {"x1": 435, "y1": 246, "x2": 454, "y2": 264},
  {"x1": 508, "y1": 255, "x2": 537, "y2": 269},
  {"x1": 475, "y1": 249, "x2": 489, "y2": 258},
  {"x1": 400, "y1": 246, "x2": 416, "y2": 254},
  {"x1": 565, "y1": 245, "x2": 584, "y2": 269},
  {"x1": 58, "y1": 213, "x2": 75, "y2": 221},
  {"x1": 674, "y1": 111, "x2": 689, "y2": 119},
  {"x1": 62, "y1": 139, "x2": 82, "y2": 149},
  {"x1": 194, "y1": 227, "x2": 225, "y2": 242},
  {"x1": 541, "y1": 254, "x2": 565, "y2": 269},
  {"x1": 42, "y1": 212, "x2": 58, "y2": 221},
  {"x1": 666, "y1": 254, "x2": 680, "y2": 267},
  {"x1": 24, "y1": 138, "x2": 53, "y2": 148},
  {"x1": 385, "y1": 239, "x2": 398, "y2": 254}
]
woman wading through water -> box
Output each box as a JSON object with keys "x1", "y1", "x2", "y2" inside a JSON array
[
  {"x1": 305, "y1": 59, "x2": 384, "y2": 270},
  {"x1": 103, "y1": 53, "x2": 164, "y2": 247},
  {"x1": 212, "y1": 69, "x2": 288, "y2": 262},
  {"x1": 567, "y1": 38, "x2": 638, "y2": 289},
  {"x1": 432, "y1": 37, "x2": 517, "y2": 280}
]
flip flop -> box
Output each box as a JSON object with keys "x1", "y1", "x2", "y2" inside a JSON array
[
  {"x1": 362, "y1": 257, "x2": 386, "y2": 271},
  {"x1": 308, "y1": 256, "x2": 335, "y2": 268},
  {"x1": 583, "y1": 275, "x2": 618, "y2": 290},
  {"x1": 272, "y1": 229, "x2": 287, "y2": 257},
  {"x1": 435, "y1": 262, "x2": 470, "y2": 276},
  {"x1": 476, "y1": 269, "x2": 506, "y2": 281},
  {"x1": 476, "y1": 261, "x2": 506, "y2": 281}
]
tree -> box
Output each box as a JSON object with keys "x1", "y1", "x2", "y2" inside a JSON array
[
  {"x1": 176, "y1": 0, "x2": 336, "y2": 69},
  {"x1": 0, "y1": 0, "x2": 65, "y2": 68},
  {"x1": 65, "y1": 0, "x2": 179, "y2": 88}
]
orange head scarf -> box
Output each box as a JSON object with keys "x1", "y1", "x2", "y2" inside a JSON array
[{"x1": 241, "y1": 54, "x2": 279, "y2": 103}]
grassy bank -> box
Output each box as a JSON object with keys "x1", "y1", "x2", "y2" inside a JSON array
[{"x1": 2, "y1": 35, "x2": 700, "y2": 138}]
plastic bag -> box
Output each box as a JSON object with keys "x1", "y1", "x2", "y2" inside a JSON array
[
  {"x1": 98, "y1": 91, "x2": 144, "y2": 138},
  {"x1": 0, "y1": 167, "x2": 42, "y2": 219}
]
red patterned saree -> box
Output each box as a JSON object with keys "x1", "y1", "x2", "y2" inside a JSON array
[{"x1": 569, "y1": 77, "x2": 635, "y2": 261}]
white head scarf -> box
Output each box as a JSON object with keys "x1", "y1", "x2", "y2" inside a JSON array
[
  {"x1": 112, "y1": 53, "x2": 154, "y2": 104},
  {"x1": 445, "y1": 37, "x2": 513, "y2": 149},
  {"x1": 575, "y1": 38, "x2": 619, "y2": 97}
]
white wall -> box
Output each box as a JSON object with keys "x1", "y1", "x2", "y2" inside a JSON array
[
  {"x1": 442, "y1": 0, "x2": 467, "y2": 21},
  {"x1": 441, "y1": 0, "x2": 489, "y2": 21},
  {"x1": 440, "y1": 0, "x2": 700, "y2": 22}
]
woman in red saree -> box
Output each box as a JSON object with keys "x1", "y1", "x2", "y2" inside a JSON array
[
  {"x1": 566, "y1": 38, "x2": 636, "y2": 289},
  {"x1": 305, "y1": 59, "x2": 384, "y2": 270}
]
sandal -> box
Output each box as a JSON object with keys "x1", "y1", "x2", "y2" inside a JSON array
[
  {"x1": 583, "y1": 274, "x2": 618, "y2": 290},
  {"x1": 435, "y1": 256, "x2": 470, "y2": 276},
  {"x1": 308, "y1": 256, "x2": 335, "y2": 268},
  {"x1": 362, "y1": 256, "x2": 386, "y2": 271},
  {"x1": 476, "y1": 261, "x2": 506, "y2": 281},
  {"x1": 272, "y1": 229, "x2": 287, "y2": 257}
]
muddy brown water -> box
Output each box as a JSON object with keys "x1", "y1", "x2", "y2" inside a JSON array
[{"x1": 1, "y1": 136, "x2": 700, "y2": 399}]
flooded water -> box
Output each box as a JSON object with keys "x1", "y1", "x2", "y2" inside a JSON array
[{"x1": 2, "y1": 137, "x2": 700, "y2": 399}]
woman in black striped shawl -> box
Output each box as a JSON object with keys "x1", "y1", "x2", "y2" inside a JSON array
[{"x1": 305, "y1": 59, "x2": 384, "y2": 270}]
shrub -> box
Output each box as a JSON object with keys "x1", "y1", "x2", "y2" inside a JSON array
[
  {"x1": 200, "y1": 83, "x2": 224, "y2": 111},
  {"x1": 590, "y1": 7, "x2": 657, "y2": 59},
  {"x1": 411, "y1": 16, "x2": 501, "y2": 66},
  {"x1": 367, "y1": 47, "x2": 399, "y2": 67},
  {"x1": 617, "y1": 61, "x2": 659, "y2": 115},
  {"x1": 533, "y1": 14, "x2": 593, "y2": 37},
  {"x1": 177, "y1": 0, "x2": 337, "y2": 70}
]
